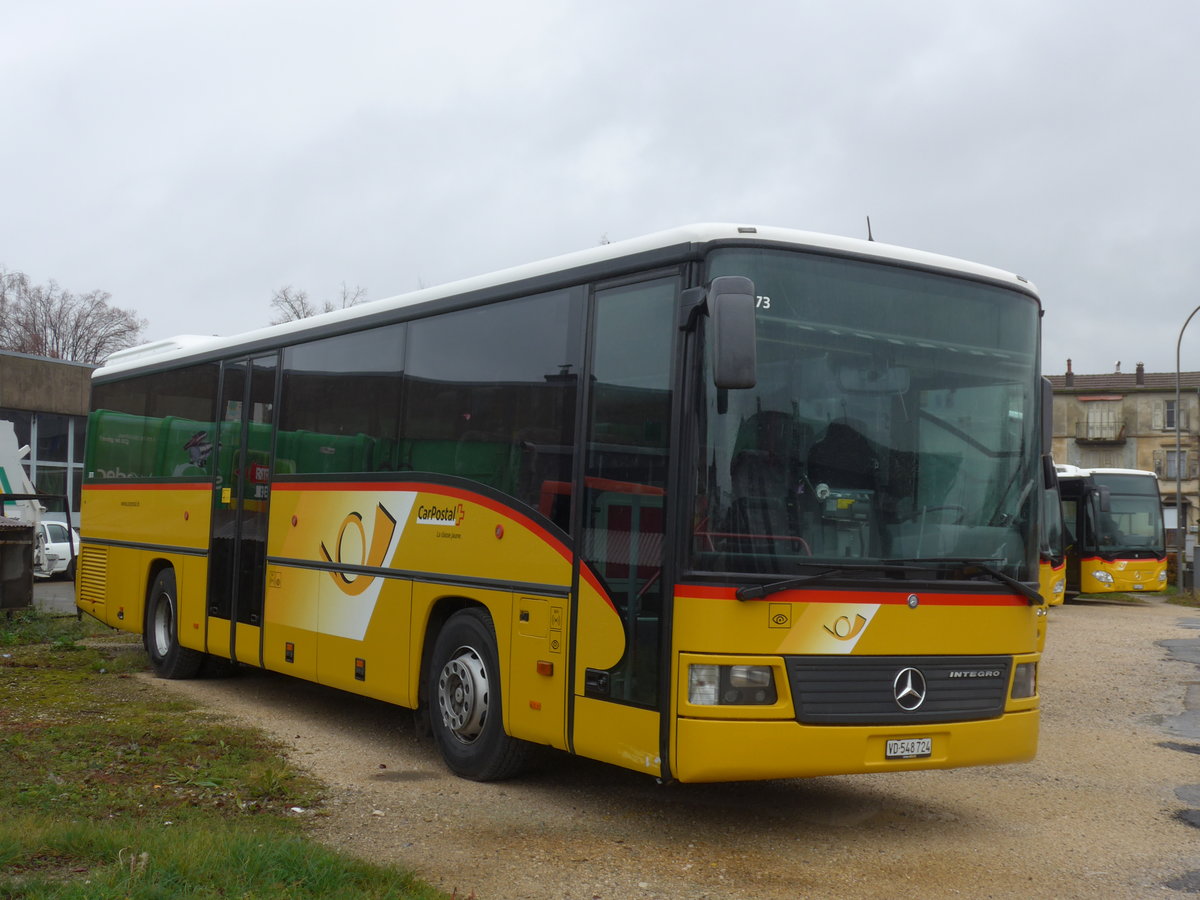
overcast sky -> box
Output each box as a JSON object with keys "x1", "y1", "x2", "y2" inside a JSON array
[{"x1": 4, "y1": 1, "x2": 1200, "y2": 376}]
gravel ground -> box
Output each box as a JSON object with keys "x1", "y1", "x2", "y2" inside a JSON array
[{"x1": 145, "y1": 596, "x2": 1200, "y2": 900}]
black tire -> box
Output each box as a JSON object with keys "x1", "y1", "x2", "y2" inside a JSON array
[
  {"x1": 428, "y1": 608, "x2": 531, "y2": 781},
  {"x1": 144, "y1": 569, "x2": 204, "y2": 679},
  {"x1": 62, "y1": 559, "x2": 76, "y2": 582}
]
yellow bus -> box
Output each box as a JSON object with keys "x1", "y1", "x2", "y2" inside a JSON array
[
  {"x1": 1055, "y1": 465, "x2": 1166, "y2": 595},
  {"x1": 78, "y1": 224, "x2": 1046, "y2": 783}
]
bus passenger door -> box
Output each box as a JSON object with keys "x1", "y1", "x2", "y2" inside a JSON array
[
  {"x1": 208, "y1": 354, "x2": 277, "y2": 666},
  {"x1": 1059, "y1": 491, "x2": 1082, "y2": 595},
  {"x1": 571, "y1": 276, "x2": 677, "y2": 777}
]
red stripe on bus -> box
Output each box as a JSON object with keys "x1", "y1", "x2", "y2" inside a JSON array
[
  {"x1": 272, "y1": 481, "x2": 617, "y2": 612},
  {"x1": 1080, "y1": 555, "x2": 1165, "y2": 563},
  {"x1": 83, "y1": 482, "x2": 210, "y2": 491},
  {"x1": 272, "y1": 479, "x2": 565, "y2": 548},
  {"x1": 676, "y1": 584, "x2": 1029, "y2": 607}
]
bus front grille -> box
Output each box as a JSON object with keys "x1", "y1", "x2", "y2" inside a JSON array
[{"x1": 784, "y1": 655, "x2": 1012, "y2": 725}]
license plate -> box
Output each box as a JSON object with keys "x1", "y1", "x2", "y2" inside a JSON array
[
  {"x1": 1132, "y1": 584, "x2": 1144, "y2": 590},
  {"x1": 886, "y1": 738, "x2": 932, "y2": 759}
]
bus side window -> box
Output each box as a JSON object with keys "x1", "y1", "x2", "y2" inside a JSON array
[{"x1": 403, "y1": 289, "x2": 582, "y2": 518}]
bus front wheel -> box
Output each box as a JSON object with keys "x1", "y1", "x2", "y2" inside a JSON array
[
  {"x1": 428, "y1": 608, "x2": 530, "y2": 781},
  {"x1": 144, "y1": 569, "x2": 204, "y2": 679}
]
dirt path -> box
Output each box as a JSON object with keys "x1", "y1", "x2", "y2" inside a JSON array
[{"x1": 147, "y1": 597, "x2": 1200, "y2": 899}]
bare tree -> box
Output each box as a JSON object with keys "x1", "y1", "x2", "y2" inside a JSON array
[
  {"x1": 270, "y1": 282, "x2": 367, "y2": 324},
  {"x1": 269, "y1": 285, "x2": 317, "y2": 323},
  {"x1": 0, "y1": 267, "x2": 30, "y2": 335},
  {"x1": 0, "y1": 266, "x2": 146, "y2": 364},
  {"x1": 335, "y1": 282, "x2": 368, "y2": 309}
]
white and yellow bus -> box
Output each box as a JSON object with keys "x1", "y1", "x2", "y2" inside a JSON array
[
  {"x1": 78, "y1": 224, "x2": 1046, "y2": 783},
  {"x1": 1055, "y1": 465, "x2": 1166, "y2": 595}
]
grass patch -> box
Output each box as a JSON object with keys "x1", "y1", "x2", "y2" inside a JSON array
[
  {"x1": 1166, "y1": 590, "x2": 1200, "y2": 609},
  {"x1": 1072, "y1": 586, "x2": 1200, "y2": 608},
  {"x1": 0, "y1": 608, "x2": 106, "y2": 649},
  {"x1": 1135, "y1": 584, "x2": 1200, "y2": 609},
  {"x1": 1073, "y1": 591, "x2": 1151, "y2": 604},
  {"x1": 0, "y1": 609, "x2": 445, "y2": 899}
]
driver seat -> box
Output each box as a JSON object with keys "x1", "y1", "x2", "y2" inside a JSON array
[{"x1": 807, "y1": 421, "x2": 877, "y2": 491}]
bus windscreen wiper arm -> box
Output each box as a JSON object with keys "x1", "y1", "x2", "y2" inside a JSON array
[
  {"x1": 888, "y1": 557, "x2": 1042, "y2": 606},
  {"x1": 735, "y1": 563, "x2": 927, "y2": 601},
  {"x1": 736, "y1": 569, "x2": 844, "y2": 600},
  {"x1": 961, "y1": 560, "x2": 1042, "y2": 605}
]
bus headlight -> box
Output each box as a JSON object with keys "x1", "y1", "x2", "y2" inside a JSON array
[
  {"x1": 688, "y1": 665, "x2": 719, "y2": 705},
  {"x1": 1092, "y1": 571, "x2": 1114, "y2": 585},
  {"x1": 1158, "y1": 571, "x2": 1167, "y2": 583},
  {"x1": 1011, "y1": 662, "x2": 1037, "y2": 699},
  {"x1": 1053, "y1": 579, "x2": 1065, "y2": 594},
  {"x1": 688, "y1": 664, "x2": 777, "y2": 705}
]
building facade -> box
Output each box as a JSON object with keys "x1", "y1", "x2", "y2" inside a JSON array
[
  {"x1": 1046, "y1": 360, "x2": 1200, "y2": 562},
  {"x1": 0, "y1": 350, "x2": 94, "y2": 523}
]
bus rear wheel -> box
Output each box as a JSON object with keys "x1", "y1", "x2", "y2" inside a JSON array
[
  {"x1": 144, "y1": 569, "x2": 204, "y2": 679},
  {"x1": 428, "y1": 608, "x2": 531, "y2": 781}
]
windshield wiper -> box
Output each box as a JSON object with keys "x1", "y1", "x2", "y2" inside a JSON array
[
  {"x1": 886, "y1": 557, "x2": 1042, "y2": 606},
  {"x1": 735, "y1": 562, "x2": 928, "y2": 601}
]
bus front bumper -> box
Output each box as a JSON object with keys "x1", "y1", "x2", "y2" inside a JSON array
[{"x1": 672, "y1": 709, "x2": 1039, "y2": 783}]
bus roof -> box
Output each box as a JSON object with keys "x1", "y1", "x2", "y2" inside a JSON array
[
  {"x1": 1055, "y1": 464, "x2": 1159, "y2": 480},
  {"x1": 96, "y1": 223, "x2": 1039, "y2": 379}
]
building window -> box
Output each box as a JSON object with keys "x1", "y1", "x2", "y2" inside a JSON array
[
  {"x1": 1165, "y1": 449, "x2": 1198, "y2": 480},
  {"x1": 0, "y1": 409, "x2": 86, "y2": 522},
  {"x1": 0, "y1": 409, "x2": 31, "y2": 448},
  {"x1": 36, "y1": 413, "x2": 69, "y2": 463},
  {"x1": 1156, "y1": 399, "x2": 1190, "y2": 432},
  {"x1": 1083, "y1": 401, "x2": 1121, "y2": 440}
]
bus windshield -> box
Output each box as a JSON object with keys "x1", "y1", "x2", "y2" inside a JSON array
[
  {"x1": 1092, "y1": 481, "x2": 1164, "y2": 554},
  {"x1": 691, "y1": 247, "x2": 1042, "y2": 581}
]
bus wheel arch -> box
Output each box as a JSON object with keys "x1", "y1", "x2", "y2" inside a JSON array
[
  {"x1": 144, "y1": 566, "x2": 204, "y2": 679},
  {"x1": 426, "y1": 604, "x2": 531, "y2": 781},
  {"x1": 418, "y1": 597, "x2": 471, "y2": 707}
]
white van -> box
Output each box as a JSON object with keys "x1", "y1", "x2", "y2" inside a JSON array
[{"x1": 36, "y1": 520, "x2": 79, "y2": 580}]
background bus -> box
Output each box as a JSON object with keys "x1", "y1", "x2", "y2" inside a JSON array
[
  {"x1": 1054, "y1": 465, "x2": 1166, "y2": 595},
  {"x1": 1039, "y1": 457, "x2": 1065, "y2": 608},
  {"x1": 78, "y1": 224, "x2": 1045, "y2": 783}
]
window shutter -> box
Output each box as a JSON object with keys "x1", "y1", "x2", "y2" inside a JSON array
[
  {"x1": 1153, "y1": 402, "x2": 1164, "y2": 430},
  {"x1": 1153, "y1": 449, "x2": 1164, "y2": 476}
]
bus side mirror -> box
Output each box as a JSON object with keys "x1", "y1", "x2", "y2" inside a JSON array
[
  {"x1": 710, "y1": 276, "x2": 757, "y2": 389},
  {"x1": 1042, "y1": 453, "x2": 1057, "y2": 490},
  {"x1": 1097, "y1": 485, "x2": 1111, "y2": 513}
]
